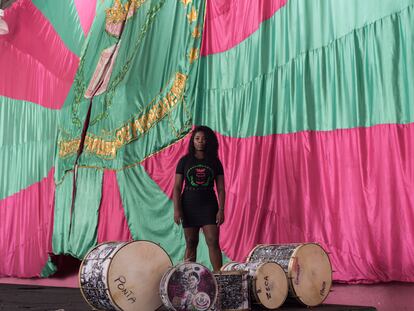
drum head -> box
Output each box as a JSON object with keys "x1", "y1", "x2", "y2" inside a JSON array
[
  {"x1": 253, "y1": 262, "x2": 288, "y2": 309},
  {"x1": 107, "y1": 240, "x2": 172, "y2": 311},
  {"x1": 164, "y1": 262, "x2": 218, "y2": 311},
  {"x1": 288, "y1": 243, "x2": 332, "y2": 307}
]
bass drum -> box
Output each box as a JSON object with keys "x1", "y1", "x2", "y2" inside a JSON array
[
  {"x1": 79, "y1": 240, "x2": 172, "y2": 311},
  {"x1": 159, "y1": 262, "x2": 218, "y2": 311},
  {"x1": 247, "y1": 243, "x2": 332, "y2": 307}
]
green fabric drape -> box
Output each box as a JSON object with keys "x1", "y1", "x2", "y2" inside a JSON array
[
  {"x1": 56, "y1": 0, "x2": 206, "y2": 181},
  {"x1": 0, "y1": 97, "x2": 58, "y2": 200},
  {"x1": 32, "y1": 0, "x2": 86, "y2": 56},
  {"x1": 53, "y1": 0, "x2": 206, "y2": 259},
  {"x1": 52, "y1": 169, "x2": 103, "y2": 258},
  {"x1": 196, "y1": 1, "x2": 414, "y2": 137}
]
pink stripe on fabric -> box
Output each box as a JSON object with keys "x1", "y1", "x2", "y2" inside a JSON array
[
  {"x1": 0, "y1": 168, "x2": 55, "y2": 277},
  {"x1": 74, "y1": 0, "x2": 97, "y2": 37},
  {"x1": 141, "y1": 137, "x2": 190, "y2": 199},
  {"x1": 0, "y1": 1, "x2": 78, "y2": 109},
  {"x1": 201, "y1": 0, "x2": 287, "y2": 56},
  {"x1": 142, "y1": 123, "x2": 414, "y2": 283},
  {"x1": 97, "y1": 170, "x2": 133, "y2": 243}
]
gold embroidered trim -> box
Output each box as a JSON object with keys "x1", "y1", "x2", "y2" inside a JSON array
[
  {"x1": 181, "y1": 0, "x2": 192, "y2": 7},
  {"x1": 106, "y1": 0, "x2": 146, "y2": 24},
  {"x1": 187, "y1": 6, "x2": 197, "y2": 23},
  {"x1": 59, "y1": 72, "x2": 187, "y2": 159},
  {"x1": 192, "y1": 26, "x2": 201, "y2": 38},
  {"x1": 188, "y1": 47, "x2": 199, "y2": 64},
  {"x1": 55, "y1": 131, "x2": 191, "y2": 185}
]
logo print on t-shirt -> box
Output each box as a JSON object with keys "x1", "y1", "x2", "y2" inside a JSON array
[{"x1": 187, "y1": 165, "x2": 213, "y2": 187}]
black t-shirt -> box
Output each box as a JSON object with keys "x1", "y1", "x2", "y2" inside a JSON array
[
  {"x1": 176, "y1": 154, "x2": 224, "y2": 191},
  {"x1": 176, "y1": 154, "x2": 224, "y2": 226}
]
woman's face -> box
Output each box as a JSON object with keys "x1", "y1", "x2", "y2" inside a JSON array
[{"x1": 193, "y1": 131, "x2": 206, "y2": 151}]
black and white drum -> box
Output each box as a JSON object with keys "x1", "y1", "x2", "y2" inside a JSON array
[
  {"x1": 214, "y1": 271, "x2": 250, "y2": 311},
  {"x1": 159, "y1": 262, "x2": 218, "y2": 311},
  {"x1": 221, "y1": 261, "x2": 288, "y2": 309},
  {"x1": 247, "y1": 243, "x2": 332, "y2": 307},
  {"x1": 79, "y1": 240, "x2": 172, "y2": 311}
]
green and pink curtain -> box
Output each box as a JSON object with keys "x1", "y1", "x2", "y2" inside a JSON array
[{"x1": 0, "y1": 0, "x2": 413, "y2": 284}]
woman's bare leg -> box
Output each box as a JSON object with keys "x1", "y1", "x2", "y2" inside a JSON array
[
  {"x1": 184, "y1": 227, "x2": 200, "y2": 262},
  {"x1": 202, "y1": 225, "x2": 222, "y2": 271}
]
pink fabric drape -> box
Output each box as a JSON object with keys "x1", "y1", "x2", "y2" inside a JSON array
[
  {"x1": 0, "y1": 169, "x2": 55, "y2": 277},
  {"x1": 0, "y1": 0, "x2": 79, "y2": 277},
  {"x1": 142, "y1": 123, "x2": 414, "y2": 283},
  {"x1": 97, "y1": 170, "x2": 133, "y2": 243},
  {"x1": 201, "y1": 0, "x2": 287, "y2": 56},
  {"x1": 74, "y1": 0, "x2": 97, "y2": 37},
  {"x1": 141, "y1": 137, "x2": 188, "y2": 199},
  {"x1": 0, "y1": 0, "x2": 78, "y2": 109}
]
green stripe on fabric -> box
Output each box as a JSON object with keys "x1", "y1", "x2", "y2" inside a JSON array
[
  {"x1": 40, "y1": 256, "x2": 57, "y2": 278},
  {"x1": 0, "y1": 97, "x2": 58, "y2": 199},
  {"x1": 32, "y1": 0, "x2": 86, "y2": 56},
  {"x1": 196, "y1": 1, "x2": 414, "y2": 137},
  {"x1": 117, "y1": 165, "x2": 229, "y2": 269},
  {"x1": 52, "y1": 169, "x2": 103, "y2": 258}
]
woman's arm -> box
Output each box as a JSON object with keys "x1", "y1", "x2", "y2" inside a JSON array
[
  {"x1": 216, "y1": 175, "x2": 225, "y2": 225},
  {"x1": 173, "y1": 174, "x2": 184, "y2": 225}
]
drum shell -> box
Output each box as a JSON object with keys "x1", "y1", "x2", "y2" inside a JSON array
[
  {"x1": 79, "y1": 242, "x2": 126, "y2": 311},
  {"x1": 214, "y1": 271, "x2": 250, "y2": 311}
]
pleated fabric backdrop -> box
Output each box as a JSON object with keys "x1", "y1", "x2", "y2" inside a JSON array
[{"x1": 0, "y1": 0, "x2": 413, "y2": 284}]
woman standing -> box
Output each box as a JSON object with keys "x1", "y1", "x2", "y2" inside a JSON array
[{"x1": 173, "y1": 126, "x2": 225, "y2": 271}]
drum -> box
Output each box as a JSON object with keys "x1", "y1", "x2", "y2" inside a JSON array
[
  {"x1": 159, "y1": 262, "x2": 218, "y2": 311},
  {"x1": 79, "y1": 240, "x2": 172, "y2": 311},
  {"x1": 221, "y1": 261, "x2": 288, "y2": 309},
  {"x1": 214, "y1": 271, "x2": 250, "y2": 311},
  {"x1": 247, "y1": 243, "x2": 332, "y2": 307}
]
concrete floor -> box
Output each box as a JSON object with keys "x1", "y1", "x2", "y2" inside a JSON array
[
  {"x1": 0, "y1": 283, "x2": 377, "y2": 311},
  {"x1": 1, "y1": 273, "x2": 413, "y2": 311}
]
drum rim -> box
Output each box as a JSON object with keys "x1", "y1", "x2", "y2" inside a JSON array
[
  {"x1": 220, "y1": 261, "x2": 239, "y2": 271},
  {"x1": 107, "y1": 240, "x2": 172, "y2": 311},
  {"x1": 160, "y1": 261, "x2": 218, "y2": 311},
  {"x1": 214, "y1": 270, "x2": 247, "y2": 276},
  {"x1": 79, "y1": 240, "x2": 127, "y2": 311},
  {"x1": 287, "y1": 243, "x2": 333, "y2": 307},
  {"x1": 250, "y1": 261, "x2": 288, "y2": 309}
]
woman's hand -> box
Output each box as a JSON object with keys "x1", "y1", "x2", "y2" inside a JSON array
[
  {"x1": 173, "y1": 174, "x2": 184, "y2": 225},
  {"x1": 216, "y1": 209, "x2": 224, "y2": 226},
  {"x1": 174, "y1": 209, "x2": 183, "y2": 225}
]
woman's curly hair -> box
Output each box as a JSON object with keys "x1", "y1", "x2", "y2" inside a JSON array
[{"x1": 188, "y1": 126, "x2": 219, "y2": 159}]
